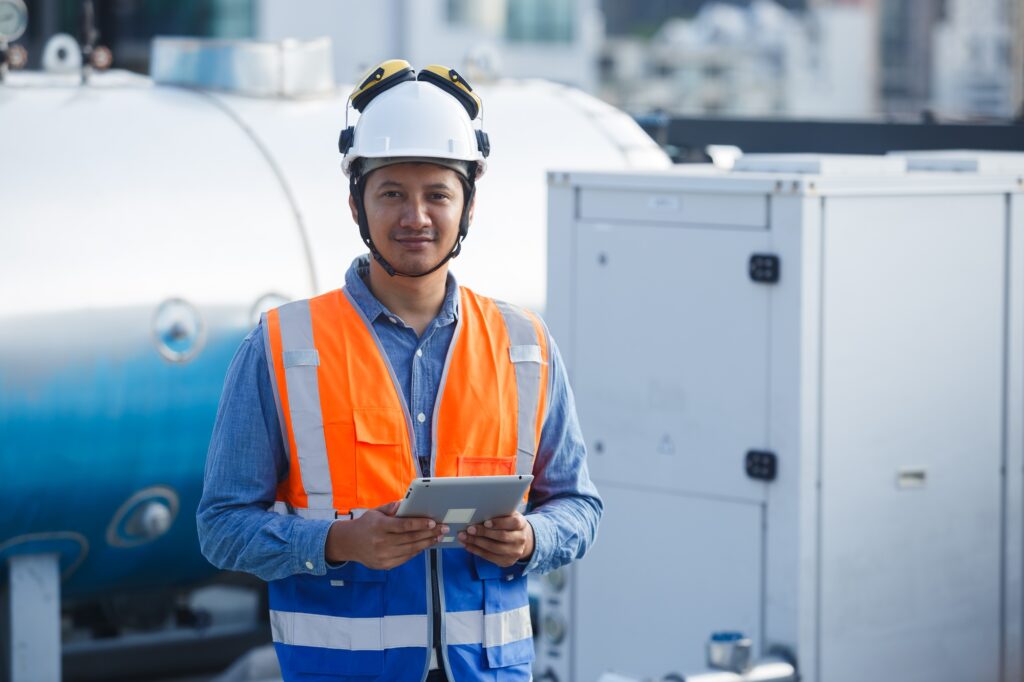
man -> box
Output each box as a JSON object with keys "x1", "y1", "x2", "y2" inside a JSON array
[{"x1": 197, "y1": 60, "x2": 602, "y2": 682}]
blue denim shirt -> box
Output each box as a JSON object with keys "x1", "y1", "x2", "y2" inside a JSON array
[{"x1": 197, "y1": 256, "x2": 602, "y2": 580}]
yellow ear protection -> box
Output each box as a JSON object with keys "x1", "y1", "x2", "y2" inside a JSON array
[
  {"x1": 339, "y1": 59, "x2": 416, "y2": 155},
  {"x1": 417, "y1": 65, "x2": 490, "y2": 158},
  {"x1": 338, "y1": 61, "x2": 490, "y2": 158},
  {"x1": 341, "y1": 61, "x2": 488, "y2": 278},
  {"x1": 417, "y1": 64, "x2": 479, "y2": 118},
  {"x1": 351, "y1": 59, "x2": 416, "y2": 112}
]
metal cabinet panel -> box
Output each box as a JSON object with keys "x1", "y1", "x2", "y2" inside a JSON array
[
  {"x1": 572, "y1": 222, "x2": 772, "y2": 503},
  {"x1": 818, "y1": 195, "x2": 1006, "y2": 682},
  {"x1": 574, "y1": 485, "x2": 763, "y2": 681},
  {"x1": 578, "y1": 189, "x2": 768, "y2": 229}
]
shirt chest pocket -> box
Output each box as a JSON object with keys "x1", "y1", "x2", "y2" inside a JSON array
[{"x1": 352, "y1": 407, "x2": 412, "y2": 507}]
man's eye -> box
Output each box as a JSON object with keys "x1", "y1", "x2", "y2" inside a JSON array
[
  {"x1": 430, "y1": 193, "x2": 451, "y2": 201},
  {"x1": 382, "y1": 191, "x2": 401, "y2": 199}
]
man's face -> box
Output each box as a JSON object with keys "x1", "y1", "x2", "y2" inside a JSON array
[{"x1": 350, "y1": 162, "x2": 473, "y2": 277}]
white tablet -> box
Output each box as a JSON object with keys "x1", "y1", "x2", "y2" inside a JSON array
[{"x1": 396, "y1": 475, "x2": 533, "y2": 548}]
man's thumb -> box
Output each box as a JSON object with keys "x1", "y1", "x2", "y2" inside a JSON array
[{"x1": 374, "y1": 501, "x2": 400, "y2": 516}]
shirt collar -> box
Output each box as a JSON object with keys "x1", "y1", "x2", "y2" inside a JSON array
[{"x1": 343, "y1": 254, "x2": 460, "y2": 325}]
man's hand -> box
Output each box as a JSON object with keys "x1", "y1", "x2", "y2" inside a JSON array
[
  {"x1": 326, "y1": 501, "x2": 447, "y2": 570},
  {"x1": 458, "y1": 512, "x2": 534, "y2": 568}
]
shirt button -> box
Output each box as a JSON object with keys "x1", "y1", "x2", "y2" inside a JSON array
[
  {"x1": 417, "y1": 412, "x2": 426, "y2": 423},
  {"x1": 416, "y1": 348, "x2": 423, "y2": 358},
  {"x1": 388, "y1": 316, "x2": 397, "y2": 324},
  {"x1": 305, "y1": 561, "x2": 314, "y2": 570}
]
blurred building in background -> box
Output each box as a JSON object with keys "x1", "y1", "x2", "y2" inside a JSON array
[
  {"x1": 878, "y1": 0, "x2": 944, "y2": 118},
  {"x1": 11, "y1": 0, "x2": 1024, "y2": 121},
  {"x1": 598, "y1": 0, "x2": 876, "y2": 118},
  {"x1": 16, "y1": 0, "x2": 601, "y2": 90},
  {"x1": 932, "y1": 0, "x2": 1018, "y2": 119},
  {"x1": 18, "y1": 0, "x2": 255, "y2": 72},
  {"x1": 256, "y1": 0, "x2": 602, "y2": 91}
]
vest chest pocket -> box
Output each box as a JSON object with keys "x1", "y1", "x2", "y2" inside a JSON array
[
  {"x1": 352, "y1": 407, "x2": 413, "y2": 507},
  {"x1": 457, "y1": 456, "x2": 516, "y2": 477}
]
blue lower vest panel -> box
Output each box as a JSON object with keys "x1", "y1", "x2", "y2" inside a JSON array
[{"x1": 269, "y1": 549, "x2": 533, "y2": 680}]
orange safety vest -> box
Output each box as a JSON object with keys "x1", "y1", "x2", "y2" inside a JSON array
[
  {"x1": 263, "y1": 286, "x2": 549, "y2": 515},
  {"x1": 260, "y1": 285, "x2": 549, "y2": 680}
]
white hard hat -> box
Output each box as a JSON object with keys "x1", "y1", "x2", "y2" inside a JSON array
[{"x1": 340, "y1": 61, "x2": 489, "y2": 179}]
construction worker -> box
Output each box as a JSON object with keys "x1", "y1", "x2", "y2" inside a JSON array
[{"x1": 197, "y1": 60, "x2": 602, "y2": 681}]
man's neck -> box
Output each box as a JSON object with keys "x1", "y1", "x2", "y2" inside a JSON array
[{"x1": 365, "y1": 259, "x2": 449, "y2": 336}]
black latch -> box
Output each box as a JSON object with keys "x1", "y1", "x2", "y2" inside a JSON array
[
  {"x1": 749, "y1": 254, "x2": 780, "y2": 283},
  {"x1": 745, "y1": 450, "x2": 777, "y2": 481}
]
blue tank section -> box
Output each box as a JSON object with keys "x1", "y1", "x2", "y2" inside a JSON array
[{"x1": 0, "y1": 307, "x2": 250, "y2": 598}]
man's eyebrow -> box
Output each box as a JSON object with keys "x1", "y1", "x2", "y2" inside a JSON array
[{"x1": 372, "y1": 180, "x2": 454, "y2": 191}]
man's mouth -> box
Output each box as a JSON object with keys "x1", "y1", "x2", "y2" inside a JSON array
[{"x1": 394, "y1": 235, "x2": 434, "y2": 251}]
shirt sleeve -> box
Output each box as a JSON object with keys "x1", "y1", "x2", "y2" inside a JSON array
[
  {"x1": 522, "y1": 327, "x2": 603, "y2": 576},
  {"x1": 196, "y1": 324, "x2": 335, "y2": 581}
]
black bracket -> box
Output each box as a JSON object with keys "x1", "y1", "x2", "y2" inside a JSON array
[
  {"x1": 749, "y1": 254, "x2": 780, "y2": 283},
  {"x1": 745, "y1": 450, "x2": 777, "y2": 481}
]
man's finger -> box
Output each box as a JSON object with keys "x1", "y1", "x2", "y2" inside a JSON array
[
  {"x1": 398, "y1": 536, "x2": 444, "y2": 556},
  {"x1": 468, "y1": 525, "x2": 516, "y2": 543},
  {"x1": 393, "y1": 528, "x2": 447, "y2": 547},
  {"x1": 481, "y1": 514, "x2": 527, "y2": 531},
  {"x1": 387, "y1": 516, "x2": 438, "y2": 534},
  {"x1": 461, "y1": 542, "x2": 512, "y2": 566},
  {"x1": 386, "y1": 536, "x2": 444, "y2": 562},
  {"x1": 461, "y1": 533, "x2": 516, "y2": 556},
  {"x1": 374, "y1": 501, "x2": 401, "y2": 516}
]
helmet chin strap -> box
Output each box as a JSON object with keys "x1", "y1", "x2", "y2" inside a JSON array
[{"x1": 351, "y1": 167, "x2": 476, "y2": 279}]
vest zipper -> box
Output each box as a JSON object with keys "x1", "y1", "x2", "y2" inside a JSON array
[{"x1": 430, "y1": 548, "x2": 443, "y2": 666}]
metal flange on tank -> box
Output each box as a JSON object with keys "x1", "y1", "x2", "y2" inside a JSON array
[
  {"x1": 152, "y1": 298, "x2": 206, "y2": 363},
  {"x1": 105, "y1": 486, "x2": 179, "y2": 548}
]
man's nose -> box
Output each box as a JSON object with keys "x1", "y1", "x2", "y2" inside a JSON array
[{"x1": 399, "y1": 198, "x2": 431, "y2": 228}]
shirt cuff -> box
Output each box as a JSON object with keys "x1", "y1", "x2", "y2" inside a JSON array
[
  {"x1": 292, "y1": 518, "x2": 336, "y2": 575},
  {"x1": 521, "y1": 513, "x2": 554, "y2": 576}
]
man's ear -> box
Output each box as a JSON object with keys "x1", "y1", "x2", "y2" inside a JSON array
[
  {"x1": 348, "y1": 193, "x2": 359, "y2": 224},
  {"x1": 466, "y1": 195, "x2": 475, "y2": 226}
]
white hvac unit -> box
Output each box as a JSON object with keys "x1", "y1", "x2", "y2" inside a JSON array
[{"x1": 538, "y1": 153, "x2": 1024, "y2": 682}]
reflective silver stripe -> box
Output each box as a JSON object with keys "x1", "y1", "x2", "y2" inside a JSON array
[
  {"x1": 270, "y1": 610, "x2": 429, "y2": 650},
  {"x1": 495, "y1": 301, "x2": 544, "y2": 476},
  {"x1": 485, "y1": 605, "x2": 533, "y2": 647},
  {"x1": 283, "y1": 349, "x2": 320, "y2": 367},
  {"x1": 509, "y1": 344, "x2": 542, "y2": 364},
  {"x1": 261, "y1": 313, "x2": 290, "y2": 460},
  {"x1": 277, "y1": 300, "x2": 333, "y2": 513},
  {"x1": 271, "y1": 501, "x2": 336, "y2": 520},
  {"x1": 444, "y1": 607, "x2": 533, "y2": 647},
  {"x1": 445, "y1": 610, "x2": 482, "y2": 646}
]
